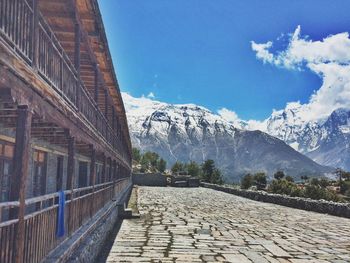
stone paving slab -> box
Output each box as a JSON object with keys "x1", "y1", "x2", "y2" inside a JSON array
[{"x1": 106, "y1": 187, "x2": 350, "y2": 263}]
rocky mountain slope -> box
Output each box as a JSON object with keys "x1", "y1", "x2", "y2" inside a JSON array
[
  {"x1": 263, "y1": 105, "x2": 350, "y2": 170},
  {"x1": 122, "y1": 93, "x2": 330, "y2": 182}
]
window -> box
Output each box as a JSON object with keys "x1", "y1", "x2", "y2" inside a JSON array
[
  {"x1": 56, "y1": 156, "x2": 64, "y2": 191},
  {"x1": 0, "y1": 140, "x2": 14, "y2": 202},
  {"x1": 33, "y1": 150, "x2": 47, "y2": 197},
  {"x1": 78, "y1": 161, "x2": 88, "y2": 187}
]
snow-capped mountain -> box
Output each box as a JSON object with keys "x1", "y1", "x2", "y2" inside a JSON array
[
  {"x1": 265, "y1": 105, "x2": 350, "y2": 170},
  {"x1": 122, "y1": 93, "x2": 330, "y2": 182}
]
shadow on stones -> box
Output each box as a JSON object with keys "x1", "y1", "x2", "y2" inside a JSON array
[{"x1": 94, "y1": 219, "x2": 123, "y2": 263}]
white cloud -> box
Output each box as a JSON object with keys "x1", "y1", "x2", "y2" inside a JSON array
[
  {"x1": 147, "y1": 92, "x2": 155, "y2": 99},
  {"x1": 251, "y1": 41, "x2": 274, "y2": 64},
  {"x1": 218, "y1": 108, "x2": 240, "y2": 123},
  {"x1": 246, "y1": 119, "x2": 267, "y2": 131},
  {"x1": 251, "y1": 26, "x2": 350, "y2": 122}
]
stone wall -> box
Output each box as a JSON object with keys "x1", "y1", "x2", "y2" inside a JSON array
[
  {"x1": 201, "y1": 182, "x2": 350, "y2": 218},
  {"x1": 132, "y1": 173, "x2": 167, "y2": 187}
]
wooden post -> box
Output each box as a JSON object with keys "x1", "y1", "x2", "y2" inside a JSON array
[
  {"x1": 74, "y1": 22, "x2": 81, "y2": 109},
  {"x1": 89, "y1": 147, "x2": 96, "y2": 188},
  {"x1": 32, "y1": 0, "x2": 39, "y2": 69},
  {"x1": 89, "y1": 146, "x2": 96, "y2": 217},
  {"x1": 94, "y1": 65, "x2": 99, "y2": 103},
  {"x1": 112, "y1": 107, "x2": 115, "y2": 130},
  {"x1": 67, "y1": 135, "x2": 76, "y2": 234},
  {"x1": 74, "y1": 23, "x2": 81, "y2": 77},
  {"x1": 102, "y1": 154, "x2": 106, "y2": 183},
  {"x1": 108, "y1": 157, "x2": 112, "y2": 182},
  {"x1": 10, "y1": 105, "x2": 32, "y2": 263},
  {"x1": 113, "y1": 160, "x2": 117, "y2": 196},
  {"x1": 104, "y1": 89, "x2": 108, "y2": 119}
]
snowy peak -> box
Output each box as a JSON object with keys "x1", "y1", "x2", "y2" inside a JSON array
[{"x1": 123, "y1": 93, "x2": 330, "y2": 182}]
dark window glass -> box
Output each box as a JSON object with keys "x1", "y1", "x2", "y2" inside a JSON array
[{"x1": 33, "y1": 150, "x2": 47, "y2": 197}]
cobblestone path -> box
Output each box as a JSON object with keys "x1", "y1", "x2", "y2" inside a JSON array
[{"x1": 106, "y1": 187, "x2": 350, "y2": 263}]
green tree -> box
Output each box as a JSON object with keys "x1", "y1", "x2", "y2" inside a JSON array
[
  {"x1": 132, "y1": 147, "x2": 141, "y2": 163},
  {"x1": 241, "y1": 174, "x2": 254, "y2": 189},
  {"x1": 285, "y1": 175, "x2": 294, "y2": 182},
  {"x1": 274, "y1": 171, "x2": 285, "y2": 180},
  {"x1": 143, "y1": 151, "x2": 159, "y2": 170},
  {"x1": 335, "y1": 168, "x2": 344, "y2": 182},
  {"x1": 343, "y1": 172, "x2": 350, "y2": 181},
  {"x1": 200, "y1": 160, "x2": 224, "y2": 184},
  {"x1": 301, "y1": 175, "x2": 309, "y2": 183},
  {"x1": 157, "y1": 158, "x2": 167, "y2": 173},
  {"x1": 254, "y1": 172, "x2": 267, "y2": 190},
  {"x1": 171, "y1": 161, "x2": 184, "y2": 174},
  {"x1": 212, "y1": 169, "x2": 224, "y2": 185},
  {"x1": 186, "y1": 161, "x2": 200, "y2": 177},
  {"x1": 140, "y1": 156, "x2": 149, "y2": 173},
  {"x1": 201, "y1": 160, "x2": 215, "y2": 182}
]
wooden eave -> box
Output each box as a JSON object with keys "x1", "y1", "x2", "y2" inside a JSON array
[{"x1": 38, "y1": 0, "x2": 131, "y2": 155}]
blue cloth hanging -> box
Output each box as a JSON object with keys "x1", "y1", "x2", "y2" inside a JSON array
[{"x1": 56, "y1": 190, "x2": 65, "y2": 237}]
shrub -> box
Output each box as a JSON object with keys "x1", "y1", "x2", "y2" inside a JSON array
[
  {"x1": 254, "y1": 172, "x2": 267, "y2": 190},
  {"x1": 339, "y1": 181, "x2": 350, "y2": 194},
  {"x1": 157, "y1": 158, "x2": 167, "y2": 173},
  {"x1": 171, "y1": 161, "x2": 184, "y2": 174},
  {"x1": 241, "y1": 174, "x2": 254, "y2": 189},
  {"x1": 132, "y1": 147, "x2": 141, "y2": 162},
  {"x1": 269, "y1": 178, "x2": 342, "y2": 202},
  {"x1": 304, "y1": 184, "x2": 341, "y2": 202},
  {"x1": 268, "y1": 179, "x2": 299, "y2": 196},
  {"x1": 186, "y1": 161, "x2": 200, "y2": 177}
]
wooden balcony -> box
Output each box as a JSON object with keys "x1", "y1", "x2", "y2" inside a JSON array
[
  {"x1": 0, "y1": 178, "x2": 131, "y2": 263},
  {"x1": 0, "y1": 0, "x2": 131, "y2": 164},
  {"x1": 0, "y1": 0, "x2": 133, "y2": 262}
]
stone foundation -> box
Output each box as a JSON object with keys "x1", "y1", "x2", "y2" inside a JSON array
[{"x1": 201, "y1": 182, "x2": 350, "y2": 218}]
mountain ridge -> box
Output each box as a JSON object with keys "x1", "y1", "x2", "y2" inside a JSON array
[{"x1": 123, "y1": 93, "x2": 332, "y2": 182}]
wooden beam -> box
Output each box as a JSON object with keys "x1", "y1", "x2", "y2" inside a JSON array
[{"x1": 10, "y1": 105, "x2": 32, "y2": 263}]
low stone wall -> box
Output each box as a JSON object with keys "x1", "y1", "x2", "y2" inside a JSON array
[
  {"x1": 201, "y1": 182, "x2": 350, "y2": 218},
  {"x1": 132, "y1": 173, "x2": 167, "y2": 187}
]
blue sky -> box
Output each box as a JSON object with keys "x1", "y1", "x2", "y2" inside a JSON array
[{"x1": 98, "y1": 0, "x2": 350, "y2": 120}]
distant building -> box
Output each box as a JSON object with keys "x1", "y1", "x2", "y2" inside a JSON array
[{"x1": 0, "y1": 0, "x2": 131, "y2": 262}]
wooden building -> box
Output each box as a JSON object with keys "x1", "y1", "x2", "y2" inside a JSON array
[{"x1": 0, "y1": 0, "x2": 132, "y2": 262}]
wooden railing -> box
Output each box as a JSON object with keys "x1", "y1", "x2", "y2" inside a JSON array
[
  {"x1": 0, "y1": 178, "x2": 131, "y2": 263},
  {"x1": 0, "y1": 0, "x2": 129, "y2": 161}
]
